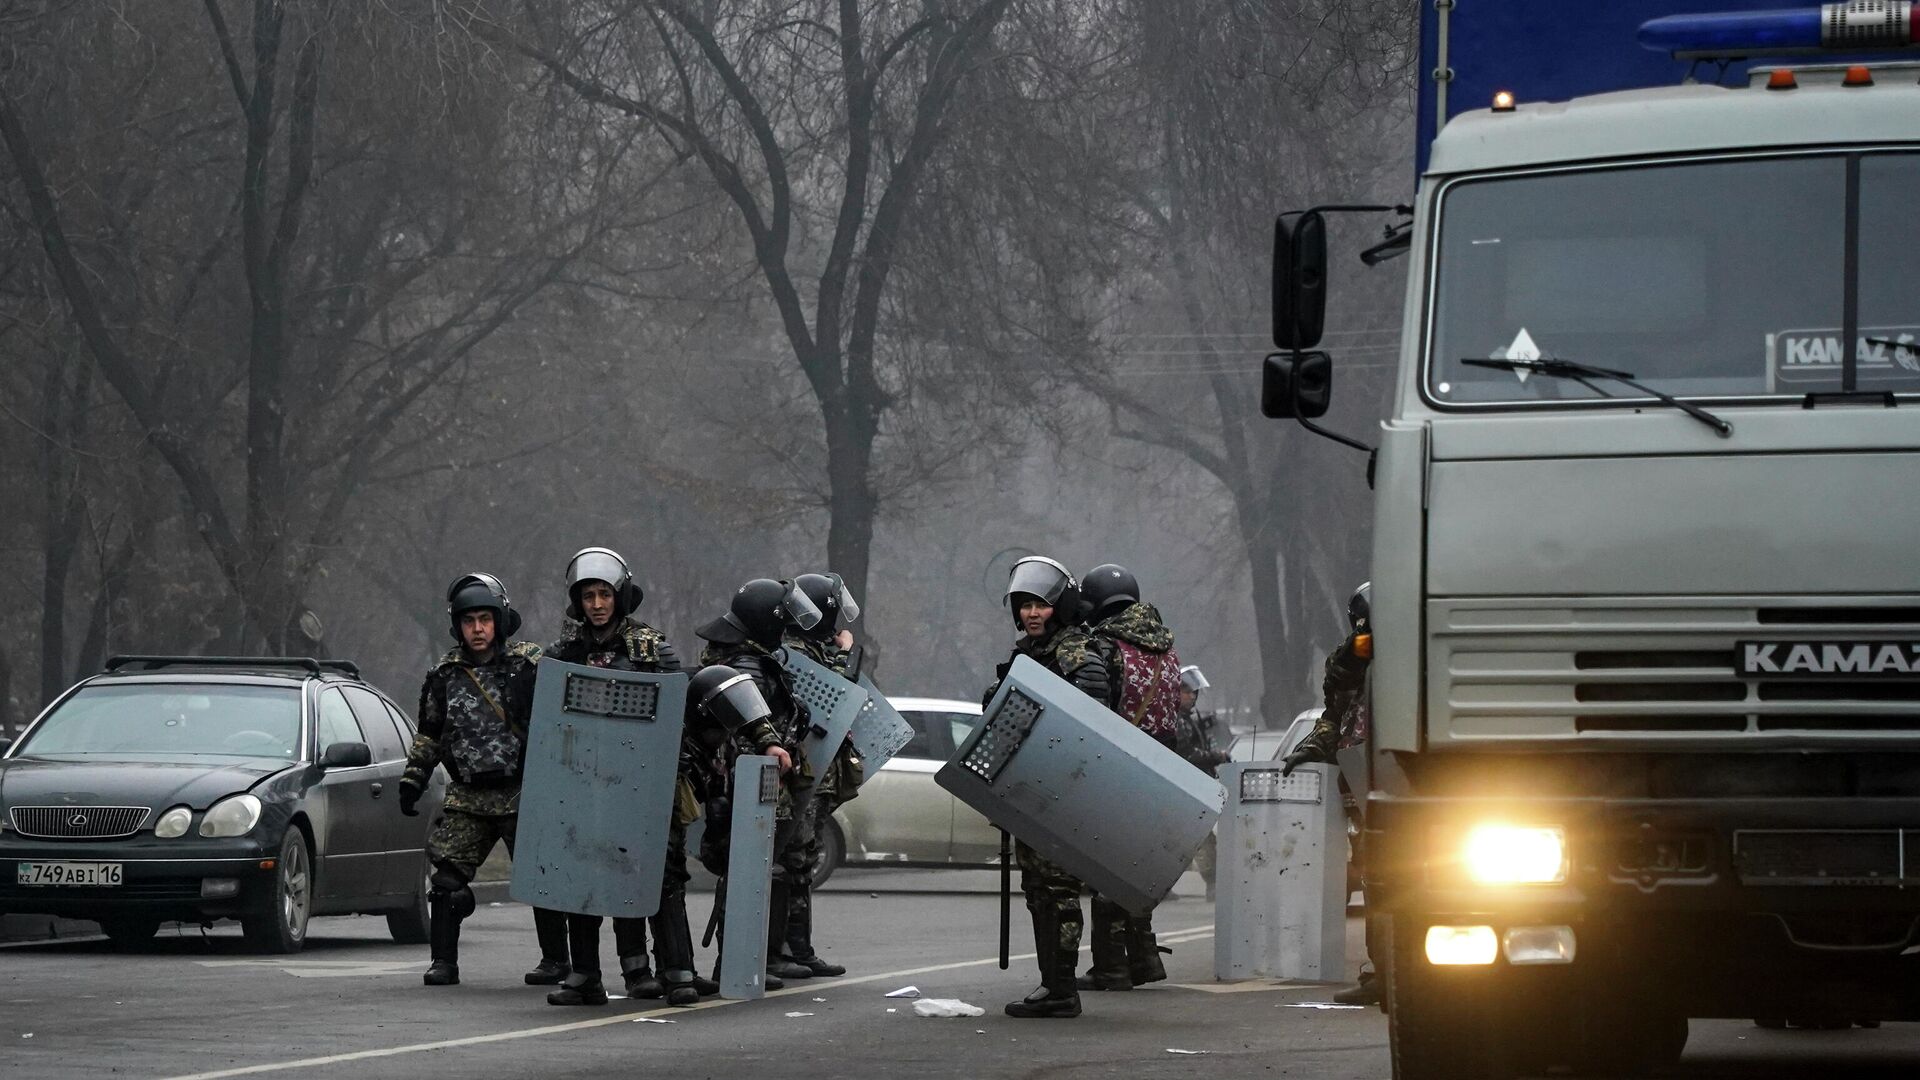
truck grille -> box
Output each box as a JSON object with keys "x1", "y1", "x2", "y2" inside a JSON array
[
  {"x1": 8, "y1": 805, "x2": 150, "y2": 839},
  {"x1": 1431, "y1": 599, "x2": 1920, "y2": 742}
]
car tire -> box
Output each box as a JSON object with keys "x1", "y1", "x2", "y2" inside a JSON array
[
  {"x1": 243, "y1": 828, "x2": 312, "y2": 954},
  {"x1": 812, "y1": 817, "x2": 844, "y2": 890},
  {"x1": 100, "y1": 916, "x2": 161, "y2": 948},
  {"x1": 387, "y1": 860, "x2": 431, "y2": 945}
]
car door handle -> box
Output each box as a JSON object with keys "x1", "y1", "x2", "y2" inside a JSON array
[{"x1": 370, "y1": 782, "x2": 384, "y2": 798}]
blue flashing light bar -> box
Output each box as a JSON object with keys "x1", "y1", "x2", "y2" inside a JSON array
[{"x1": 1641, "y1": 2, "x2": 1920, "y2": 58}]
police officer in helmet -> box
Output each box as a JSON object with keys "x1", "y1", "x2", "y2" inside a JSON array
[{"x1": 400, "y1": 573, "x2": 543, "y2": 987}]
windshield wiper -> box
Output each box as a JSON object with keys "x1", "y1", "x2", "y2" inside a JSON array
[{"x1": 1461, "y1": 356, "x2": 1733, "y2": 438}]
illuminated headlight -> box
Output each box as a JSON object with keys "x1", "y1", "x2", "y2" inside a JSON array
[
  {"x1": 154, "y1": 806, "x2": 193, "y2": 839},
  {"x1": 1463, "y1": 824, "x2": 1567, "y2": 885},
  {"x1": 199, "y1": 794, "x2": 262, "y2": 838},
  {"x1": 1426, "y1": 925, "x2": 1498, "y2": 966}
]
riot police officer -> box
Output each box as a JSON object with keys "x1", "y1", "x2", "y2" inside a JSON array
[
  {"x1": 696, "y1": 578, "x2": 812, "y2": 986},
  {"x1": 1077, "y1": 563, "x2": 1183, "y2": 993},
  {"x1": 400, "y1": 573, "x2": 543, "y2": 987},
  {"x1": 1173, "y1": 665, "x2": 1231, "y2": 899},
  {"x1": 538, "y1": 547, "x2": 709, "y2": 1007},
  {"x1": 986, "y1": 556, "x2": 1110, "y2": 1019},
  {"x1": 777, "y1": 571, "x2": 863, "y2": 978}
]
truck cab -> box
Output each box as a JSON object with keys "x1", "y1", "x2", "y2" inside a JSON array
[{"x1": 1268, "y1": 5, "x2": 1920, "y2": 1077}]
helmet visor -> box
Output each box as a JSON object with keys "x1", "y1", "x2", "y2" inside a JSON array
[
  {"x1": 829, "y1": 573, "x2": 860, "y2": 629},
  {"x1": 701, "y1": 673, "x2": 773, "y2": 732},
  {"x1": 781, "y1": 581, "x2": 824, "y2": 631},
  {"x1": 1180, "y1": 665, "x2": 1211, "y2": 692},
  {"x1": 566, "y1": 548, "x2": 629, "y2": 593},
  {"x1": 1006, "y1": 557, "x2": 1071, "y2": 607}
]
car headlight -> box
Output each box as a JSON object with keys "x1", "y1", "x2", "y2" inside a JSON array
[
  {"x1": 1463, "y1": 823, "x2": 1567, "y2": 885},
  {"x1": 154, "y1": 806, "x2": 193, "y2": 839},
  {"x1": 199, "y1": 794, "x2": 263, "y2": 838}
]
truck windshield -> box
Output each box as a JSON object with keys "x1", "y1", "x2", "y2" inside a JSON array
[{"x1": 1428, "y1": 152, "x2": 1920, "y2": 405}]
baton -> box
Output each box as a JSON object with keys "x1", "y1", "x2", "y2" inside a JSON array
[
  {"x1": 998, "y1": 829, "x2": 1012, "y2": 970},
  {"x1": 703, "y1": 876, "x2": 726, "y2": 948}
]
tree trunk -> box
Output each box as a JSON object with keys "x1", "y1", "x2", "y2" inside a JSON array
[{"x1": 822, "y1": 392, "x2": 879, "y2": 607}]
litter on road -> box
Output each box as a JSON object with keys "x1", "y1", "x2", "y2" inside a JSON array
[
  {"x1": 784, "y1": 1012, "x2": 815, "y2": 1018},
  {"x1": 913, "y1": 998, "x2": 985, "y2": 1018},
  {"x1": 1284, "y1": 1002, "x2": 1366, "y2": 1011},
  {"x1": 1166, "y1": 1049, "x2": 1211, "y2": 1055},
  {"x1": 884, "y1": 985, "x2": 921, "y2": 998}
]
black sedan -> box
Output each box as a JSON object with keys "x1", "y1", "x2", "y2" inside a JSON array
[{"x1": 0, "y1": 656, "x2": 443, "y2": 952}]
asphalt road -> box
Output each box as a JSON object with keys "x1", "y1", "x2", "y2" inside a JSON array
[{"x1": 2, "y1": 870, "x2": 1916, "y2": 1079}]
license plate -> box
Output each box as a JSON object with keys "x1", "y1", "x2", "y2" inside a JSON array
[{"x1": 15, "y1": 861, "x2": 123, "y2": 887}]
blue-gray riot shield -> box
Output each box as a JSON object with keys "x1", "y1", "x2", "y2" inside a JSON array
[
  {"x1": 719, "y1": 753, "x2": 780, "y2": 999},
  {"x1": 849, "y1": 674, "x2": 915, "y2": 773},
  {"x1": 936, "y1": 654, "x2": 1224, "y2": 915},
  {"x1": 778, "y1": 648, "x2": 871, "y2": 787},
  {"x1": 510, "y1": 658, "x2": 688, "y2": 918}
]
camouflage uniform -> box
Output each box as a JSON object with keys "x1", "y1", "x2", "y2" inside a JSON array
[
  {"x1": 1174, "y1": 704, "x2": 1229, "y2": 895},
  {"x1": 985, "y1": 623, "x2": 1107, "y2": 974},
  {"x1": 1299, "y1": 633, "x2": 1370, "y2": 764},
  {"x1": 778, "y1": 633, "x2": 865, "y2": 973},
  {"x1": 1084, "y1": 602, "x2": 1182, "y2": 988},
  {"x1": 539, "y1": 617, "x2": 691, "y2": 988},
  {"x1": 405, "y1": 640, "x2": 543, "y2": 882}
]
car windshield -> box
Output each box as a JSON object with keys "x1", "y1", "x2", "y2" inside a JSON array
[
  {"x1": 1428, "y1": 152, "x2": 1920, "y2": 404},
  {"x1": 18, "y1": 684, "x2": 303, "y2": 760}
]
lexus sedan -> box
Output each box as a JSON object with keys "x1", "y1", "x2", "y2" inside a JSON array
[{"x1": 0, "y1": 656, "x2": 444, "y2": 952}]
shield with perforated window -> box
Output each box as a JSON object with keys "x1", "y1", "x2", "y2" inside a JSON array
[
  {"x1": 510, "y1": 658, "x2": 688, "y2": 918},
  {"x1": 936, "y1": 654, "x2": 1225, "y2": 915},
  {"x1": 777, "y1": 648, "x2": 872, "y2": 791},
  {"x1": 848, "y1": 674, "x2": 915, "y2": 773}
]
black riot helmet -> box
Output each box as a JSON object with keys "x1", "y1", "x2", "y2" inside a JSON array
[
  {"x1": 1080, "y1": 563, "x2": 1140, "y2": 622},
  {"x1": 1004, "y1": 556, "x2": 1077, "y2": 630},
  {"x1": 688, "y1": 664, "x2": 772, "y2": 748},
  {"x1": 792, "y1": 572, "x2": 860, "y2": 640},
  {"x1": 696, "y1": 578, "x2": 823, "y2": 649},
  {"x1": 1348, "y1": 582, "x2": 1372, "y2": 634},
  {"x1": 564, "y1": 547, "x2": 642, "y2": 621},
  {"x1": 446, "y1": 572, "x2": 522, "y2": 642}
]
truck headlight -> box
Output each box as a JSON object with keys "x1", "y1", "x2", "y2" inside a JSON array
[
  {"x1": 154, "y1": 806, "x2": 193, "y2": 839},
  {"x1": 199, "y1": 794, "x2": 262, "y2": 838},
  {"x1": 1463, "y1": 824, "x2": 1567, "y2": 885}
]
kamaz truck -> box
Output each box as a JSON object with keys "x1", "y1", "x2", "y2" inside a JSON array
[{"x1": 1264, "y1": 3, "x2": 1920, "y2": 1076}]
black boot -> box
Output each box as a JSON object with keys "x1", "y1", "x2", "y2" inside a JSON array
[
  {"x1": 1078, "y1": 895, "x2": 1132, "y2": 991},
  {"x1": 615, "y1": 916, "x2": 662, "y2": 997},
  {"x1": 765, "y1": 880, "x2": 814, "y2": 981},
  {"x1": 1006, "y1": 908, "x2": 1081, "y2": 1019},
  {"x1": 526, "y1": 907, "x2": 571, "y2": 985},
  {"x1": 547, "y1": 970, "x2": 608, "y2": 1006},
  {"x1": 1124, "y1": 911, "x2": 1168, "y2": 987},
  {"x1": 424, "y1": 892, "x2": 461, "y2": 987},
  {"x1": 651, "y1": 894, "x2": 703, "y2": 1007},
  {"x1": 783, "y1": 881, "x2": 846, "y2": 977},
  {"x1": 559, "y1": 913, "x2": 600, "y2": 989}
]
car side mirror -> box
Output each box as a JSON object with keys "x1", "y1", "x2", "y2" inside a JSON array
[
  {"x1": 1262, "y1": 351, "x2": 1332, "y2": 419},
  {"x1": 1272, "y1": 211, "x2": 1327, "y2": 350},
  {"x1": 319, "y1": 741, "x2": 372, "y2": 770}
]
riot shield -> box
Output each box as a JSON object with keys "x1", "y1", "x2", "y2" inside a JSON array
[
  {"x1": 778, "y1": 648, "x2": 872, "y2": 788},
  {"x1": 849, "y1": 674, "x2": 915, "y2": 773},
  {"x1": 936, "y1": 654, "x2": 1224, "y2": 915},
  {"x1": 510, "y1": 658, "x2": 688, "y2": 918},
  {"x1": 719, "y1": 753, "x2": 780, "y2": 999}
]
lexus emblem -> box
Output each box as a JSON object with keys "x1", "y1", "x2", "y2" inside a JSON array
[{"x1": 67, "y1": 813, "x2": 88, "y2": 828}]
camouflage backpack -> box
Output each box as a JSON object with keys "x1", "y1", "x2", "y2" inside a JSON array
[{"x1": 1110, "y1": 638, "x2": 1185, "y2": 749}]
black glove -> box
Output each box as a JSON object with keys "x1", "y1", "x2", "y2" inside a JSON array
[
  {"x1": 1281, "y1": 744, "x2": 1329, "y2": 778},
  {"x1": 398, "y1": 781, "x2": 422, "y2": 817}
]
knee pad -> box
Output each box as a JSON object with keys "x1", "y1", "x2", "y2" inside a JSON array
[{"x1": 429, "y1": 866, "x2": 476, "y2": 918}]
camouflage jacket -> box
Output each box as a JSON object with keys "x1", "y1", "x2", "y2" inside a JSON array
[
  {"x1": 781, "y1": 632, "x2": 865, "y2": 804},
  {"x1": 1087, "y1": 602, "x2": 1183, "y2": 745},
  {"x1": 404, "y1": 640, "x2": 543, "y2": 792},
  {"x1": 546, "y1": 617, "x2": 681, "y2": 673},
  {"x1": 1303, "y1": 634, "x2": 1370, "y2": 761},
  {"x1": 1173, "y1": 706, "x2": 1229, "y2": 776},
  {"x1": 695, "y1": 639, "x2": 792, "y2": 758},
  {"x1": 985, "y1": 622, "x2": 1108, "y2": 707}
]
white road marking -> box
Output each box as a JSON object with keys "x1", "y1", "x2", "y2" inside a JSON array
[{"x1": 160, "y1": 923, "x2": 1218, "y2": 1080}]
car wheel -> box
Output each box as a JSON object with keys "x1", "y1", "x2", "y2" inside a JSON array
[
  {"x1": 387, "y1": 860, "x2": 431, "y2": 945},
  {"x1": 812, "y1": 817, "x2": 844, "y2": 890},
  {"x1": 100, "y1": 916, "x2": 161, "y2": 948},
  {"x1": 243, "y1": 828, "x2": 312, "y2": 954}
]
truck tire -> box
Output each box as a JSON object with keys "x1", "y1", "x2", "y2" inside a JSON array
[{"x1": 1385, "y1": 919, "x2": 1505, "y2": 1080}]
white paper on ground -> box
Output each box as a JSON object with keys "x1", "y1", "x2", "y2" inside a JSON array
[
  {"x1": 884, "y1": 985, "x2": 921, "y2": 998},
  {"x1": 912, "y1": 998, "x2": 985, "y2": 1018},
  {"x1": 1284, "y1": 1002, "x2": 1365, "y2": 1010},
  {"x1": 1166, "y1": 1049, "x2": 1211, "y2": 1055}
]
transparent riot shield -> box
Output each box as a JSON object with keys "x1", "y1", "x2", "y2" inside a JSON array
[
  {"x1": 849, "y1": 674, "x2": 915, "y2": 773},
  {"x1": 719, "y1": 753, "x2": 780, "y2": 1000},
  {"x1": 510, "y1": 658, "x2": 688, "y2": 918},
  {"x1": 778, "y1": 648, "x2": 872, "y2": 789},
  {"x1": 936, "y1": 654, "x2": 1224, "y2": 915}
]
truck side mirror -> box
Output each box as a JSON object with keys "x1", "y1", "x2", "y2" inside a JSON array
[
  {"x1": 1272, "y1": 211, "x2": 1328, "y2": 350},
  {"x1": 1262, "y1": 351, "x2": 1332, "y2": 419}
]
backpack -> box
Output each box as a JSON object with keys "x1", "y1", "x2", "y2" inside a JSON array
[{"x1": 1109, "y1": 639, "x2": 1184, "y2": 749}]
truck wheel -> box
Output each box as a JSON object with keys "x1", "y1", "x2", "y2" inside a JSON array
[{"x1": 1385, "y1": 920, "x2": 1505, "y2": 1080}]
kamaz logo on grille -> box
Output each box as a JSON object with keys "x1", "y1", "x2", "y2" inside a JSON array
[{"x1": 1738, "y1": 640, "x2": 1920, "y2": 678}]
